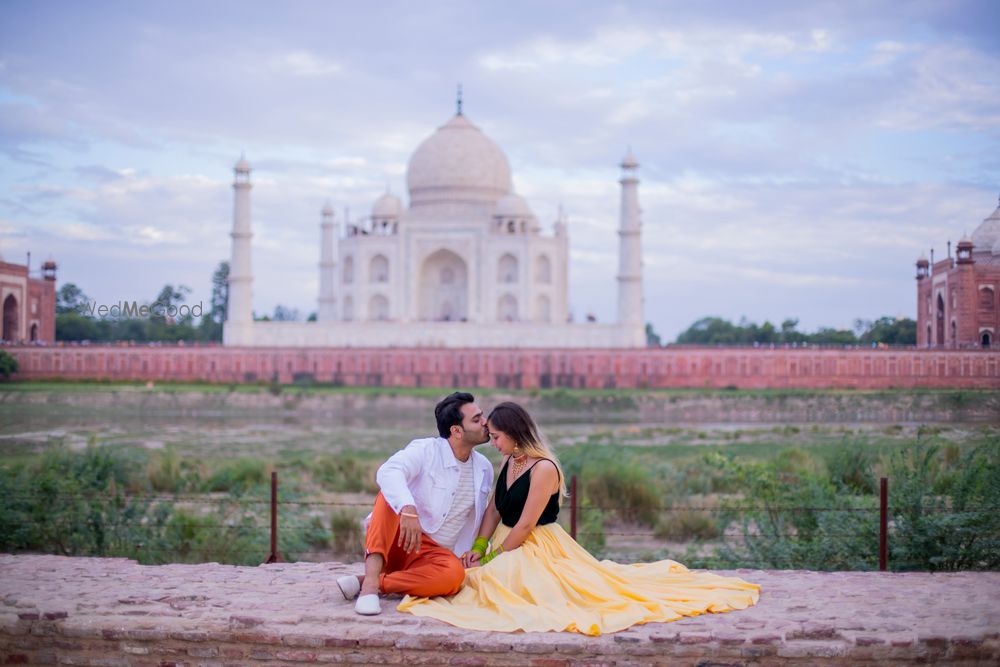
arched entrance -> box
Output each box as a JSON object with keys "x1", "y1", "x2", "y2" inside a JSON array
[
  {"x1": 935, "y1": 294, "x2": 945, "y2": 347},
  {"x1": 369, "y1": 294, "x2": 389, "y2": 321},
  {"x1": 30, "y1": 323, "x2": 38, "y2": 342},
  {"x1": 2, "y1": 295, "x2": 17, "y2": 342},
  {"x1": 420, "y1": 249, "x2": 468, "y2": 321},
  {"x1": 983, "y1": 331, "x2": 992, "y2": 348},
  {"x1": 498, "y1": 294, "x2": 518, "y2": 321}
]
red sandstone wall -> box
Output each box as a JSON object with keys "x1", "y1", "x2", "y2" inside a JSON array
[{"x1": 6, "y1": 345, "x2": 999, "y2": 389}]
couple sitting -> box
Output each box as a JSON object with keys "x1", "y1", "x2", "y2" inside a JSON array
[{"x1": 336, "y1": 392, "x2": 759, "y2": 635}]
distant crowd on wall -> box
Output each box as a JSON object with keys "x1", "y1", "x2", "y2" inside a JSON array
[{"x1": 0, "y1": 339, "x2": 940, "y2": 351}]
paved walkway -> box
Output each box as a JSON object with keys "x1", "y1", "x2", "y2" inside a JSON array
[{"x1": 2, "y1": 554, "x2": 998, "y2": 665}]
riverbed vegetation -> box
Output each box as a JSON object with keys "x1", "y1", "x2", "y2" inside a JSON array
[{"x1": 1, "y1": 398, "x2": 996, "y2": 571}]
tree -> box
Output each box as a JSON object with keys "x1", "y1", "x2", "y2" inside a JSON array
[
  {"x1": 858, "y1": 317, "x2": 917, "y2": 346},
  {"x1": 209, "y1": 262, "x2": 229, "y2": 324},
  {"x1": 56, "y1": 283, "x2": 90, "y2": 315},
  {"x1": 272, "y1": 305, "x2": 300, "y2": 321},
  {"x1": 198, "y1": 262, "x2": 230, "y2": 342},
  {"x1": 675, "y1": 315, "x2": 863, "y2": 346},
  {"x1": 56, "y1": 312, "x2": 100, "y2": 342},
  {"x1": 0, "y1": 350, "x2": 18, "y2": 380},
  {"x1": 645, "y1": 322, "x2": 662, "y2": 347},
  {"x1": 676, "y1": 317, "x2": 742, "y2": 344}
]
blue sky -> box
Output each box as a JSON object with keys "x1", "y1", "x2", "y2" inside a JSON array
[{"x1": 1, "y1": 0, "x2": 999, "y2": 339}]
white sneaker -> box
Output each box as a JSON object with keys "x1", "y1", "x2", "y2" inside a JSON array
[
  {"x1": 336, "y1": 575, "x2": 361, "y2": 600},
  {"x1": 354, "y1": 593, "x2": 381, "y2": 616}
]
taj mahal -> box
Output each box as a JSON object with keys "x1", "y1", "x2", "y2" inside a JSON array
[{"x1": 223, "y1": 101, "x2": 646, "y2": 348}]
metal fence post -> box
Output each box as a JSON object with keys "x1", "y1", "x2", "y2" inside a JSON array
[
  {"x1": 570, "y1": 474, "x2": 578, "y2": 540},
  {"x1": 263, "y1": 471, "x2": 282, "y2": 564},
  {"x1": 879, "y1": 477, "x2": 888, "y2": 571}
]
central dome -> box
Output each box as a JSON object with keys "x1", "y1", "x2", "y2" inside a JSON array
[{"x1": 407, "y1": 114, "x2": 512, "y2": 207}]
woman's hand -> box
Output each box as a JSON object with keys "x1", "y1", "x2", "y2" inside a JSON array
[{"x1": 461, "y1": 551, "x2": 482, "y2": 568}]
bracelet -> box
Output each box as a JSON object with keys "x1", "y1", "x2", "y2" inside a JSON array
[
  {"x1": 480, "y1": 545, "x2": 504, "y2": 565},
  {"x1": 400, "y1": 512, "x2": 419, "y2": 518},
  {"x1": 470, "y1": 536, "x2": 489, "y2": 557}
]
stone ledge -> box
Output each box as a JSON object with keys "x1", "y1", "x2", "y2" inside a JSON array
[{"x1": 2, "y1": 555, "x2": 999, "y2": 666}]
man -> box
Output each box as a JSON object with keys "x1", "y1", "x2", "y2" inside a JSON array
[{"x1": 337, "y1": 391, "x2": 494, "y2": 615}]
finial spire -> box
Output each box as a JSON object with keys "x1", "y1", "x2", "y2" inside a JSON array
[{"x1": 456, "y1": 83, "x2": 463, "y2": 116}]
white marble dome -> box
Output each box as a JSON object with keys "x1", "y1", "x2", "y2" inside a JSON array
[
  {"x1": 971, "y1": 201, "x2": 1000, "y2": 255},
  {"x1": 372, "y1": 191, "x2": 402, "y2": 218},
  {"x1": 494, "y1": 192, "x2": 534, "y2": 219},
  {"x1": 407, "y1": 114, "x2": 512, "y2": 206}
]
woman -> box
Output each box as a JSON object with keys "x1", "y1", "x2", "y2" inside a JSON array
[{"x1": 397, "y1": 402, "x2": 760, "y2": 635}]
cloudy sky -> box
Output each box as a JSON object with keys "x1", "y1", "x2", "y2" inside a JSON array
[{"x1": 2, "y1": 0, "x2": 999, "y2": 339}]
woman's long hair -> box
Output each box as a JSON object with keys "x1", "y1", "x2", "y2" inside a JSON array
[{"x1": 488, "y1": 401, "x2": 568, "y2": 502}]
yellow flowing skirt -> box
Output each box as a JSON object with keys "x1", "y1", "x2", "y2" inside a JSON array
[{"x1": 397, "y1": 522, "x2": 759, "y2": 636}]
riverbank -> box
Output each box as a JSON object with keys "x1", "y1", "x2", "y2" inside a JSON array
[{"x1": 1, "y1": 381, "x2": 997, "y2": 423}]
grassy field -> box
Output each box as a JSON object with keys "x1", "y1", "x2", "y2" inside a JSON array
[{"x1": 1, "y1": 382, "x2": 997, "y2": 570}]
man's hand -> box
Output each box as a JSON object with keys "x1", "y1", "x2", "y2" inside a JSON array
[
  {"x1": 461, "y1": 551, "x2": 482, "y2": 568},
  {"x1": 397, "y1": 505, "x2": 422, "y2": 553}
]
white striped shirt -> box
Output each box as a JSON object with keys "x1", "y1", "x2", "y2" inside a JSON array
[{"x1": 429, "y1": 456, "x2": 476, "y2": 551}]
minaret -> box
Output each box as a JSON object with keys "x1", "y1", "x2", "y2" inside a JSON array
[
  {"x1": 617, "y1": 148, "x2": 644, "y2": 333},
  {"x1": 223, "y1": 155, "x2": 254, "y2": 345},
  {"x1": 318, "y1": 201, "x2": 337, "y2": 322}
]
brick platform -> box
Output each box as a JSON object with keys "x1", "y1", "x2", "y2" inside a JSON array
[{"x1": 2, "y1": 555, "x2": 998, "y2": 666}]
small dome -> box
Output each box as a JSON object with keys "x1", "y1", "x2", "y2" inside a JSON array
[
  {"x1": 234, "y1": 155, "x2": 251, "y2": 172},
  {"x1": 321, "y1": 201, "x2": 335, "y2": 216},
  {"x1": 971, "y1": 197, "x2": 1000, "y2": 251},
  {"x1": 494, "y1": 193, "x2": 534, "y2": 219},
  {"x1": 372, "y1": 192, "x2": 402, "y2": 218},
  {"x1": 916, "y1": 253, "x2": 929, "y2": 265},
  {"x1": 407, "y1": 114, "x2": 512, "y2": 206}
]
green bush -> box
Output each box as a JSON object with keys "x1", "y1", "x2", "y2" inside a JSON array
[
  {"x1": 575, "y1": 497, "x2": 606, "y2": 557},
  {"x1": 706, "y1": 452, "x2": 879, "y2": 570},
  {"x1": 0, "y1": 349, "x2": 18, "y2": 379},
  {"x1": 330, "y1": 509, "x2": 364, "y2": 556},
  {"x1": 702, "y1": 436, "x2": 1000, "y2": 571},
  {"x1": 0, "y1": 445, "x2": 159, "y2": 557},
  {"x1": 203, "y1": 458, "x2": 268, "y2": 493},
  {"x1": 312, "y1": 454, "x2": 379, "y2": 493},
  {"x1": 0, "y1": 446, "x2": 327, "y2": 566},
  {"x1": 148, "y1": 447, "x2": 203, "y2": 493},
  {"x1": 655, "y1": 509, "x2": 719, "y2": 541},
  {"x1": 825, "y1": 441, "x2": 877, "y2": 494},
  {"x1": 888, "y1": 442, "x2": 1000, "y2": 571},
  {"x1": 559, "y1": 445, "x2": 661, "y2": 526}
]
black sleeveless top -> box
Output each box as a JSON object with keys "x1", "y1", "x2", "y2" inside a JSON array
[{"x1": 495, "y1": 458, "x2": 560, "y2": 528}]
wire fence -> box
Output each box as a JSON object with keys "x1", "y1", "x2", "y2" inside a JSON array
[{"x1": 6, "y1": 472, "x2": 999, "y2": 571}]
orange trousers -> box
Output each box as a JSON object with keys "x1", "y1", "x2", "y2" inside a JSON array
[{"x1": 365, "y1": 492, "x2": 465, "y2": 597}]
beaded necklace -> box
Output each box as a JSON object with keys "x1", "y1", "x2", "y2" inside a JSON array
[{"x1": 510, "y1": 454, "x2": 529, "y2": 479}]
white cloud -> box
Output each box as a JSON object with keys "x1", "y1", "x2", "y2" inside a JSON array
[
  {"x1": 271, "y1": 51, "x2": 343, "y2": 77},
  {"x1": 51, "y1": 222, "x2": 116, "y2": 242},
  {"x1": 873, "y1": 45, "x2": 1000, "y2": 131}
]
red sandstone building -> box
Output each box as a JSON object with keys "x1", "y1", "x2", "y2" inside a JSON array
[
  {"x1": 916, "y1": 197, "x2": 1000, "y2": 348},
  {"x1": 0, "y1": 258, "x2": 57, "y2": 343}
]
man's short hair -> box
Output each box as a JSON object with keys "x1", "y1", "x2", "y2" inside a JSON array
[{"x1": 435, "y1": 392, "x2": 475, "y2": 438}]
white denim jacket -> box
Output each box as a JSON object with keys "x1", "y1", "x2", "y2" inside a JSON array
[{"x1": 373, "y1": 437, "x2": 494, "y2": 555}]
